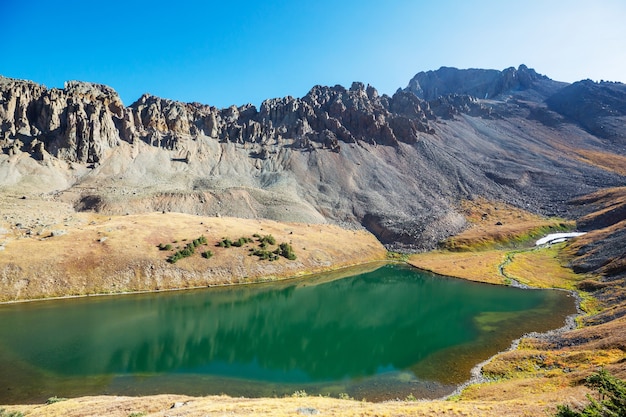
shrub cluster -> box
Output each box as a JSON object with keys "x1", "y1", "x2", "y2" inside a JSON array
[
  {"x1": 165, "y1": 236, "x2": 209, "y2": 264},
  {"x1": 232, "y1": 237, "x2": 254, "y2": 247},
  {"x1": 213, "y1": 233, "x2": 296, "y2": 262},
  {"x1": 277, "y1": 242, "x2": 297, "y2": 260},
  {"x1": 554, "y1": 369, "x2": 626, "y2": 416},
  {"x1": 218, "y1": 238, "x2": 233, "y2": 248},
  {"x1": 251, "y1": 241, "x2": 296, "y2": 261},
  {"x1": 251, "y1": 248, "x2": 280, "y2": 261},
  {"x1": 258, "y1": 234, "x2": 276, "y2": 246}
]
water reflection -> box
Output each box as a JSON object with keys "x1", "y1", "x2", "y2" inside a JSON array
[{"x1": 0, "y1": 264, "x2": 575, "y2": 401}]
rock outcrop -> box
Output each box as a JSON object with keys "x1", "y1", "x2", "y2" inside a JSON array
[
  {"x1": 0, "y1": 77, "x2": 436, "y2": 163},
  {"x1": 546, "y1": 79, "x2": 626, "y2": 141}
]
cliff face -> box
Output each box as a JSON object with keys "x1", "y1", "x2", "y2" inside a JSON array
[
  {"x1": 1, "y1": 66, "x2": 625, "y2": 250},
  {"x1": 0, "y1": 78, "x2": 435, "y2": 163}
]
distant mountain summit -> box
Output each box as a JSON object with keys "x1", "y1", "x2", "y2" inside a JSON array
[{"x1": 405, "y1": 64, "x2": 563, "y2": 100}]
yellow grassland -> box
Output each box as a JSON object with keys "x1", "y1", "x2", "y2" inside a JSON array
[{"x1": 0, "y1": 201, "x2": 387, "y2": 302}]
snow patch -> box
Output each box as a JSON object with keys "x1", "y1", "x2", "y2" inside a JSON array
[{"x1": 535, "y1": 232, "x2": 586, "y2": 246}]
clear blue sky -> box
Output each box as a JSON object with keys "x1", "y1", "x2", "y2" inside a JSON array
[{"x1": 2, "y1": 0, "x2": 625, "y2": 108}]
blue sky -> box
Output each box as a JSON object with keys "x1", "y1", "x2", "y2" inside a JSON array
[{"x1": 2, "y1": 0, "x2": 625, "y2": 108}]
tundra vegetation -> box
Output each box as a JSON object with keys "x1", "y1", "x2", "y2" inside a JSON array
[{"x1": 159, "y1": 233, "x2": 296, "y2": 263}]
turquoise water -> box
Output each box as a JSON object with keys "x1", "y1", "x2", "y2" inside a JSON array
[{"x1": 0, "y1": 264, "x2": 576, "y2": 403}]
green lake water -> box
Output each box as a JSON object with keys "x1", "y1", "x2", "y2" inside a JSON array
[{"x1": 0, "y1": 264, "x2": 576, "y2": 403}]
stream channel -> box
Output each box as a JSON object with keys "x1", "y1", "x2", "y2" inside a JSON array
[{"x1": 0, "y1": 263, "x2": 577, "y2": 403}]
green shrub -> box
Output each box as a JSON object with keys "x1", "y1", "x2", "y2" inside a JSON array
[
  {"x1": 278, "y1": 242, "x2": 296, "y2": 260},
  {"x1": 45, "y1": 396, "x2": 67, "y2": 404},
  {"x1": 157, "y1": 243, "x2": 173, "y2": 251},
  {"x1": 201, "y1": 250, "x2": 213, "y2": 259},
  {"x1": 218, "y1": 238, "x2": 233, "y2": 248},
  {"x1": 252, "y1": 249, "x2": 279, "y2": 261},
  {"x1": 232, "y1": 237, "x2": 250, "y2": 247},
  {"x1": 554, "y1": 369, "x2": 626, "y2": 416},
  {"x1": 258, "y1": 234, "x2": 276, "y2": 245},
  {"x1": 0, "y1": 409, "x2": 24, "y2": 417}
]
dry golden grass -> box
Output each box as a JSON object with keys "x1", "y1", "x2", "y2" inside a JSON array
[
  {"x1": 503, "y1": 245, "x2": 585, "y2": 289},
  {"x1": 408, "y1": 199, "x2": 576, "y2": 285},
  {"x1": 443, "y1": 198, "x2": 572, "y2": 251},
  {"x1": 0, "y1": 390, "x2": 593, "y2": 417},
  {"x1": 0, "y1": 197, "x2": 387, "y2": 302},
  {"x1": 547, "y1": 136, "x2": 626, "y2": 177},
  {"x1": 574, "y1": 149, "x2": 626, "y2": 176},
  {"x1": 408, "y1": 250, "x2": 508, "y2": 284}
]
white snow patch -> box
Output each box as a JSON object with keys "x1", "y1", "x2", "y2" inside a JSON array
[{"x1": 535, "y1": 232, "x2": 586, "y2": 246}]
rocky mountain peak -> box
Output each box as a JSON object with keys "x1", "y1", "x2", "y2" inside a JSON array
[
  {"x1": 63, "y1": 80, "x2": 120, "y2": 101},
  {"x1": 405, "y1": 64, "x2": 549, "y2": 101}
]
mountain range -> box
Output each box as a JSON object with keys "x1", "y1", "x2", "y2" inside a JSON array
[{"x1": 1, "y1": 65, "x2": 625, "y2": 251}]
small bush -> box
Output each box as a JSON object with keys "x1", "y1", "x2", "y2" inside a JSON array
[
  {"x1": 218, "y1": 238, "x2": 233, "y2": 248},
  {"x1": 278, "y1": 242, "x2": 296, "y2": 260},
  {"x1": 0, "y1": 409, "x2": 24, "y2": 417},
  {"x1": 232, "y1": 237, "x2": 250, "y2": 247},
  {"x1": 554, "y1": 369, "x2": 626, "y2": 416},
  {"x1": 45, "y1": 396, "x2": 67, "y2": 405},
  {"x1": 258, "y1": 234, "x2": 276, "y2": 245},
  {"x1": 252, "y1": 249, "x2": 279, "y2": 261},
  {"x1": 201, "y1": 250, "x2": 213, "y2": 259},
  {"x1": 292, "y1": 390, "x2": 307, "y2": 398}
]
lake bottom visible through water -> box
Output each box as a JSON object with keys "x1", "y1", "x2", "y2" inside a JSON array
[{"x1": 0, "y1": 264, "x2": 577, "y2": 403}]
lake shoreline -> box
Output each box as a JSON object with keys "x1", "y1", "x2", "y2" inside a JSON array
[
  {"x1": 0, "y1": 261, "x2": 577, "y2": 408},
  {"x1": 0, "y1": 213, "x2": 600, "y2": 417},
  {"x1": 0, "y1": 260, "x2": 391, "y2": 306}
]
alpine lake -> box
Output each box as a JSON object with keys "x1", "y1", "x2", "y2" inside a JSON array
[{"x1": 0, "y1": 263, "x2": 577, "y2": 404}]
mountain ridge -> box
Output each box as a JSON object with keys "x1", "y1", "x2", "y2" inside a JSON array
[{"x1": 1, "y1": 66, "x2": 625, "y2": 250}]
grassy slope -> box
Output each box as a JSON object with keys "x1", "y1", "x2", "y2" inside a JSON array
[
  {"x1": 409, "y1": 198, "x2": 574, "y2": 285},
  {"x1": 0, "y1": 197, "x2": 386, "y2": 302}
]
